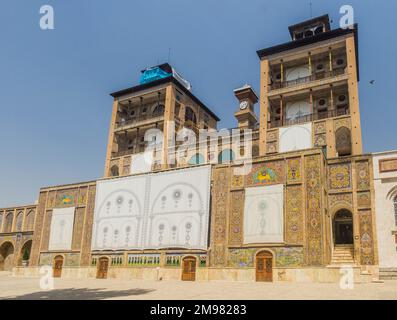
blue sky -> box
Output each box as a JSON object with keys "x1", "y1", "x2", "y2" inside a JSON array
[{"x1": 0, "y1": 0, "x2": 396, "y2": 207}]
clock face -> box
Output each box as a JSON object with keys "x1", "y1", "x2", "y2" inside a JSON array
[{"x1": 240, "y1": 101, "x2": 249, "y2": 110}]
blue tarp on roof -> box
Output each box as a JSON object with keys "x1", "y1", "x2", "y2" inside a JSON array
[{"x1": 140, "y1": 67, "x2": 172, "y2": 85}]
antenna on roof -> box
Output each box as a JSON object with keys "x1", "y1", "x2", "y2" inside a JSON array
[
  {"x1": 309, "y1": 1, "x2": 313, "y2": 18},
  {"x1": 168, "y1": 48, "x2": 171, "y2": 64}
]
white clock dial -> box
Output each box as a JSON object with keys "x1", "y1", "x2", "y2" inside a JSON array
[{"x1": 240, "y1": 101, "x2": 249, "y2": 110}]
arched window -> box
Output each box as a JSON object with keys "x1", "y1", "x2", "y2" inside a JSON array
[
  {"x1": 4, "y1": 213, "x2": 13, "y2": 233},
  {"x1": 394, "y1": 196, "x2": 397, "y2": 227},
  {"x1": 188, "y1": 153, "x2": 205, "y2": 165},
  {"x1": 0, "y1": 213, "x2": 3, "y2": 232},
  {"x1": 185, "y1": 107, "x2": 197, "y2": 124},
  {"x1": 335, "y1": 126, "x2": 352, "y2": 156},
  {"x1": 16, "y1": 212, "x2": 23, "y2": 232},
  {"x1": 285, "y1": 65, "x2": 310, "y2": 82},
  {"x1": 218, "y1": 149, "x2": 235, "y2": 164},
  {"x1": 26, "y1": 210, "x2": 35, "y2": 231},
  {"x1": 110, "y1": 165, "x2": 119, "y2": 177}
]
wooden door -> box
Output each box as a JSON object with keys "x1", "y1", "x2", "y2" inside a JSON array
[
  {"x1": 256, "y1": 252, "x2": 273, "y2": 282},
  {"x1": 181, "y1": 257, "x2": 196, "y2": 281},
  {"x1": 96, "y1": 258, "x2": 109, "y2": 279},
  {"x1": 53, "y1": 256, "x2": 63, "y2": 278}
]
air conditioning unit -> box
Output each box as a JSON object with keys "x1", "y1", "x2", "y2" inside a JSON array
[
  {"x1": 315, "y1": 62, "x2": 325, "y2": 72},
  {"x1": 274, "y1": 72, "x2": 282, "y2": 82},
  {"x1": 333, "y1": 57, "x2": 346, "y2": 69},
  {"x1": 317, "y1": 98, "x2": 328, "y2": 110},
  {"x1": 336, "y1": 94, "x2": 347, "y2": 105}
]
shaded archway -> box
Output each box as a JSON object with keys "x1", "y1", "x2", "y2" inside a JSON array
[
  {"x1": 25, "y1": 210, "x2": 35, "y2": 231},
  {"x1": 4, "y1": 213, "x2": 13, "y2": 233},
  {"x1": 185, "y1": 107, "x2": 197, "y2": 124},
  {"x1": 256, "y1": 251, "x2": 273, "y2": 282},
  {"x1": 53, "y1": 255, "x2": 64, "y2": 278},
  {"x1": 333, "y1": 209, "x2": 354, "y2": 245},
  {"x1": 96, "y1": 257, "x2": 109, "y2": 279},
  {"x1": 110, "y1": 165, "x2": 119, "y2": 177},
  {"x1": 15, "y1": 212, "x2": 23, "y2": 232},
  {"x1": 18, "y1": 240, "x2": 32, "y2": 267},
  {"x1": 0, "y1": 242, "x2": 15, "y2": 271},
  {"x1": 181, "y1": 256, "x2": 196, "y2": 281},
  {"x1": 335, "y1": 126, "x2": 352, "y2": 156}
]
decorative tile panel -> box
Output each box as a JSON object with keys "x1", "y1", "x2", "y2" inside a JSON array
[
  {"x1": 228, "y1": 191, "x2": 244, "y2": 246},
  {"x1": 305, "y1": 155, "x2": 323, "y2": 266},
  {"x1": 287, "y1": 158, "x2": 301, "y2": 184},
  {"x1": 328, "y1": 163, "x2": 352, "y2": 190},
  {"x1": 356, "y1": 161, "x2": 371, "y2": 191},
  {"x1": 245, "y1": 160, "x2": 285, "y2": 187},
  {"x1": 286, "y1": 186, "x2": 303, "y2": 245},
  {"x1": 359, "y1": 210, "x2": 375, "y2": 265}
]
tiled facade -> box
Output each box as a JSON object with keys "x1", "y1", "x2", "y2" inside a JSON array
[{"x1": 1, "y1": 15, "x2": 392, "y2": 283}]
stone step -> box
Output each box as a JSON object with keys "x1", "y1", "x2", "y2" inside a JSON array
[
  {"x1": 379, "y1": 270, "x2": 397, "y2": 277},
  {"x1": 332, "y1": 259, "x2": 354, "y2": 262},
  {"x1": 379, "y1": 275, "x2": 397, "y2": 280},
  {"x1": 332, "y1": 252, "x2": 354, "y2": 256},
  {"x1": 380, "y1": 268, "x2": 397, "y2": 272},
  {"x1": 332, "y1": 255, "x2": 354, "y2": 258},
  {"x1": 331, "y1": 260, "x2": 355, "y2": 264},
  {"x1": 331, "y1": 246, "x2": 354, "y2": 265}
]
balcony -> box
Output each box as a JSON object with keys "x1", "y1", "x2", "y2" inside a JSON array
[
  {"x1": 267, "y1": 108, "x2": 349, "y2": 129},
  {"x1": 270, "y1": 68, "x2": 346, "y2": 91},
  {"x1": 115, "y1": 113, "x2": 165, "y2": 132}
]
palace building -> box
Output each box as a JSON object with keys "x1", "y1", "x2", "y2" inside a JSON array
[{"x1": 1, "y1": 14, "x2": 395, "y2": 282}]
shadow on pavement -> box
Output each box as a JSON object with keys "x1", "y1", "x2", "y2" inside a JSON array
[{"x1": 3, "y1": 287, "x2": 155, "y2": 300}]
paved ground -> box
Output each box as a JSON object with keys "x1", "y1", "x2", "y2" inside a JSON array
[{"x1": 0, "y1": 273, "x2": 396, "y2": 300}]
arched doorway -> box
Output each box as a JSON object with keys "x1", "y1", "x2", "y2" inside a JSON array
[
  {"x1": 333, "y1": 209, "x2": 354, "y2": 245},
  {"x1": 53, "y1": 255, "x2": 64, "y2": 278},
  {"x1": 96, "y1": 257, "x2": 109, "y2": 279},
  {"x1": 0, "y1": 242, "x2": 15, "y2": 271},
  {"x1": 18, "y1": 240, "x2": 32, "y2": 267},
  {"x1": 181, "y1": 256, "x2": 196, "y2": 281},
  {"x1": 256, "y1": 251, "x2": 273, "y2": 282}
]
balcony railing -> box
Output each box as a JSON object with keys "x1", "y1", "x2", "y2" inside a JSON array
[
  {"x1": 268, "y1": 108, "x2": 349, "y2": 129},
  {"x1": 115, "y1": 113, "x2": 165, "y2": 130},
  {"x1": 270, "y1": 68, "x2": 346, "y2": 90}
]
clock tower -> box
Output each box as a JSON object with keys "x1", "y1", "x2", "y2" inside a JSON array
[{"x1": 234, "y1": 84, "x2": 258, "y2": 129}]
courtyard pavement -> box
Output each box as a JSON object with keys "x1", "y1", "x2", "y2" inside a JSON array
[{"x1": 0, "y1": 272, "x2": 396, "y2": 300}]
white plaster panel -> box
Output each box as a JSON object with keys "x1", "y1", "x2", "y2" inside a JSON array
[
  {"x1": 130, "y1": 151, "x2": 153, "y2": 175},
  {"x1": 373, "y1": 152, "x2": 397, "y2": 268},
  {"x1": 92, "y1": 165, "x2": 211, "y2": 251},
  {"x1": 49, "y1": 207, "x2": 75, "y2": 251},
  {"x1": 279, "y1": 123, "x2": 312, "y2": 153},
  {"x1": 243, "y1": 184, "x2": 284, "y2": 244}
]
